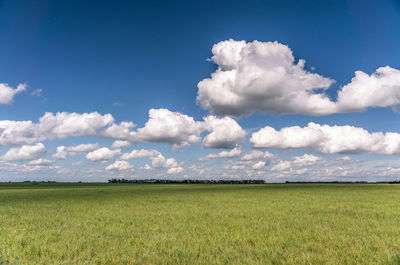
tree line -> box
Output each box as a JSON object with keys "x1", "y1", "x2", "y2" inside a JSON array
[{"x1": 107, "y1": 178, "x2": 265, "y2": 184}]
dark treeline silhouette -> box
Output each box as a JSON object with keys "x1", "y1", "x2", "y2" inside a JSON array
[
  {"x1": 107, "y1": 179, "x2": 400, "y2": 184},
  {"x1": 107, "y1": 178, "x2": 265, "y2": 184}
]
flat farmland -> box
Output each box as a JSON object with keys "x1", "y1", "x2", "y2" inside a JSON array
[{"x1": 1, "y1": 183, "x2": 400, "y2": 264}]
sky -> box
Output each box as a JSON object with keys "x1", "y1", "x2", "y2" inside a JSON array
[{"x1": 1, "y1": 0, "x2": 400, "y2": 182}]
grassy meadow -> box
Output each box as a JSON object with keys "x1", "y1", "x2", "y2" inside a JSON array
[{"x1": 1, "y1": 183, "x2": 400, "y2": 264}]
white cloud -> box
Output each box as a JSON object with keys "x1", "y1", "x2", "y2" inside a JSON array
[
  {"x1": 0, "y1": 112, "x2": 115, "y2": 146},
  {"x1": 167, "y1": 167, "x2": 184, "y2": 174},
  {"x1": 202, "y1": 116, "x2": 246, "y2": 149},
  {"x1": 240, "y1": 150, "x2": 275, "y2": 161},
  {"x1": 151, "y1": 154, "x2": 179, "y2": 168},
  {"x1": 28, "y1": 158, "x2": 54, "y2": 165},
  {"x1": 271, "y1": 160, "x2": 291, "y2": 171},
  {"x1": 99, "y1": 121, "x2": 136, "y2": 140},
  {"x1": 2, "y1": 143, "x2": 45, "y2": 161},
  {"x1": 197, "y1": 39, "x2": 400, "y2": 116},
  {"x1": 251, "y1": 122, "x2": 400, "y2": 154},
  {"x1": 0, "y1": 83, "x2": 26, "y2": 104},
  {"x1": 39, "y1": 112, "x2": 115, "y2": 139},
  {"x1": 66, "y1": 143, "x2": 99, "y2": 153},
  {"x1": 336, "y1": 66, "x2": 400, "y2": 112},
  {"x1": 133, "y1": 109, "x2": 204, "y2": 148},
  {"x1": 120, "y1": 148, "x2": 181, "y2": 171},
  {"x1": 111, "y1": 140, "x2": 131, "y2": 149},
  {"x1": 86, "y1": 147, "x2": 121, "y2": 161},
  {"x1": 200, "y1": 146, "x2": 242, "y2": 160},
  {"x1": 252, "y1": 161, "x2": 266, "y2": 170},
  {"x1": 120, "y1": 149, "x2": 160, "y2": 160},
  {"x1": 292, "y1": 154, "x2": 322, "y2": 166},
  {"x1": 0, "y1": 109, "x2": 244, "y2": 149},
  {"x1": 106, "y1": 160, "x2": 133, "y2": 171},
  {"x1": 197, "y1": 39, "x2": 335, "y2": 116},
  {"x1": 53, "y1": 143, "x2": 99, "y2": 159},
  {"x1": 269, "y1": 154, "x2": 323, "y2": 172},
  {"x1": 0, "y1": 120, "x2": 39, "y2": 146}
]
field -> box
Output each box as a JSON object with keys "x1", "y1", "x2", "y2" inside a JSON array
[{"x1": 1, "y1": 183, "x2": 400, "y2": 264}]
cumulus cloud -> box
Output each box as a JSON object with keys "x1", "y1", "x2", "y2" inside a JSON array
[
  {"x1": 28, "y1": 158, "x2": 54, "y2": 165},
  {"x1": 106, "y1": 160, "x2": 133, "y2": 171},
  {"x1": 252, "y1": 161, "x2": 266, "y2": 170},
  {"x1": 39, "y1": 112, "x2": 115, "y2": 139},
  {"x1": 111, "y1": 140, "x2": 131, "y2": 149},
  {"x1": 251, "y1": 122, "x2": 400, "y2": 154},
  {"x1": 202, "y1": 116, "x2": 246, "y2": 149},
  {"x1": 270, "y1": 154, "x2": 323, "y2": 172},
  {"x1": 199, "y1": 146, "x2": 242, "y2": 160},
  {"x1": 292, "y1": 154, "x2": 323, "y2": 166},
  {"x1": 197, "y1": 39, "x2": 335, "y2": 116},
  {"x1": 99, "y1": 121, "x2": 136, "y2": 140},
  {"x1": 86, "y1": 147, "x2": 121, "y2": 161},
  {"x1": 120, "y1": 149, "x2": 160, "y2": 160},
  {"x1": 0, "y1": 120, "x2": 39, "y2": 146},
  {"x1": 197, "y1": 39, "x2": 400, "y2": 116},
  {"x1": 0, "y1": 112, "x2": 115, "y2": 146},
  {"x1": 0, "y1": 109, "x2": 246, "y2": 149},
  {"x1": 133, "y1": 109, "x2": 246, "y2": 149},
  {"x1": 53, "y1": 143, "x2": 99, "y2": 159},
  {"x1": 120, "y1": 148, "x2": 181, "y2": 171},
  {"x1": 271, "y1": 160, "x2": 291, "y2": 171},
  {"x1": 0, "y1": 83, "x2": 26, "y2": 104},
  {"x1": 2, "y1": 143, "x2": 45, "y2": 161},
  {"x1": 132, "y1": 109, "x2": 204, "y2": 148},
  {"x1": 167, "y1": 167, "x2": 184, "y2": 174},
  {"x1": 240, "y1": 150, "x2": 275, "y2": 161},
  {"x1": 336, "y1": 66, "x2": 400, "y2": 112},
  {"x1": 150, "y1": 154, "x2": 179, "y2": 168}
]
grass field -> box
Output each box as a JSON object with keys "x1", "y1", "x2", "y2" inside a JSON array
[{"x1": 1, "y1": 183, "x2": 400, "y2": 264}]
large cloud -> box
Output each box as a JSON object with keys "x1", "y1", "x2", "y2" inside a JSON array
[
  {"x1": 130, "y1": 109, "x2": 246, "y2": 149},
  {"x1": 39, "y1": 112, "x2": 115, "y2": 139},
  {"x1": 0, "y1": 120, "x2": 39, "y2": 146},
  {"x1": 0, "y1": 109, "x2": 246, "y2": 149},
  {"x1": 336, "y1": 66, "x2": 400, "y2": 112},
  {"x1": 197, "y1": 39, "x2": 335, "y2": 116},
  {"x1": 106, "y1": 160, "x2": 133, "y2": 171},
  {"x1": 197, "y1": 39, "x2": 400, "y2": 116},
  {"x1": 2, "y1": 143, "x2": 46, "y2": 161},
  {"x1": 132, "y1": 108, "x2": 204, "y2": 148},
  {"x1": 0, "y1": 112, "x2": 115, "y2": 146},
  {"x1": 251, "y1": 122, "x2": 400, "y2": 154},
  {"x1": 0, "y1": 83, "x2": 26, "y2": 104},
  {"x1": 53, "y1": 143, "x2": 99, "y2": 159},
  {"x1": 86, "y1": 147, "x2": 121, "y2": 161},
  {"x1": 202, "y1": 116, "x2": 246, "y2": 149}
]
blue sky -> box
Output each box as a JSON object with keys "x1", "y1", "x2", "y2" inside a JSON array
[{"x1": 1, "y1": 0, "x2": 400, "y2": 182}]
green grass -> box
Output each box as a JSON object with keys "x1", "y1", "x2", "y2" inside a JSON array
[{"x1": 1, "y1": 183, "x2": 400, "y2": 264}]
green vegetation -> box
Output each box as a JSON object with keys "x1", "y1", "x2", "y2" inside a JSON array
[{"x1": 1, "y1": 183, "x2": 400, "y2": 264}]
